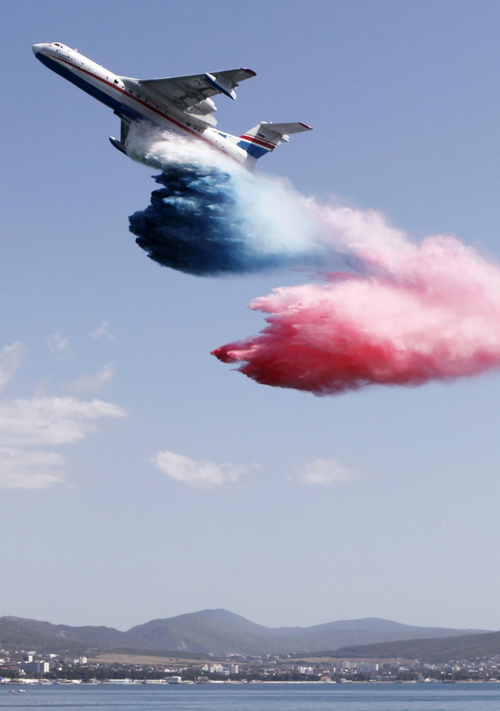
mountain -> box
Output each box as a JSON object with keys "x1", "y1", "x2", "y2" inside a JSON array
[
  {"x1": 0, "y1": 609, "x2": 487, "y2": 657},
  {"x1": 0, "y1": 616, "x2": 145, "y2": 655},
  {"x1": 317, "y1": 629, "x2": 500, "y2": 663},
  {"x1": 128, "y1": 610, "x2": 485, "y2": 655}
]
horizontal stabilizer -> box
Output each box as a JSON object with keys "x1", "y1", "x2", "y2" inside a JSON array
[
  {"x1": 259, "y1": 122, "x2": 313, "y2": 139},
  {"x1": 240, "y1": 121, "x2": 312, "y2": 149}
]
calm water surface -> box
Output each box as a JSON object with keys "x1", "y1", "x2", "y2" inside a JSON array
[{"x1": 0, "y1": 683, "x2": 499, "y2": 711}]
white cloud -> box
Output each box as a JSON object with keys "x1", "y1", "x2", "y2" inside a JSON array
[
  {"x1": 0, "y1": 397, "x2": 126, "y2": 447},
  {"x1": 48, "y1": 333, "x2": 70, "y2": 355},
  {"x1": 68, "y1": 364, "x2": 115, "y2": 393},
  {"x1": 0, "y1": 448, "x2": 66, "y2": 489},
  {"x1": 0, "y1": 342, "x2": 24, "y2": 391},
  {"x1": 90, "y1": 321, "x2": 116, "y2": 341},
  {"x1": 0, "y1": 341, "x2": 127, "y2": 491},
  {"x1": 297, "y1": 458, "x2": 363, "y2": 485},
  {"x1": 152, "y1": 450, "x2": 246, "y2": 489}
]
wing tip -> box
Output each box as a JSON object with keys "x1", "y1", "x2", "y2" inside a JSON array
[
  {"x1": 299, "y1": 122, "x2": 313, "y2": 130},
  {"x1": 242, "y1": 68, "x2": 257, "y2": 77}
]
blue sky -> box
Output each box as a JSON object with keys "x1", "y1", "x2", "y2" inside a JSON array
[{"x1": 2, "y1": 0, "x2": 500, "y2": 633}]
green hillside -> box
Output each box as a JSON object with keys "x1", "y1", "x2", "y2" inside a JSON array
[{"x1": 320, "y1": 630, "x2": 500, "y2": 663}]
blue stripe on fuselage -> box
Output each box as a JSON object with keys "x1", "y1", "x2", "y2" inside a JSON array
[
  {"x1": 36, "y1": 53, "x2": 124, "y2": 112},
  {"x1": 237, "y1": 140, "x2": 269, "y2": 159}
]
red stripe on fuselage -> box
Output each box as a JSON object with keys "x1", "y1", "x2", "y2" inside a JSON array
[{"x1": 239, "y1": 134, "x2": 276, "y2": 150}]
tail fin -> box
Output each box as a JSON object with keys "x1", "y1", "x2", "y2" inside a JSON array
[{"x1": 237, "y1": 121, "x2": 312, "y2": 161}]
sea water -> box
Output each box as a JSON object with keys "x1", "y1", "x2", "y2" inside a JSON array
[{"x1": 1, "y1": 683, "x2": 500, "y2": 710}]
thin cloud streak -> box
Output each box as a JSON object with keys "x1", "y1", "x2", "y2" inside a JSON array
[
  {"x1": 0, "y1": 343, "x2": 24, "y2": 392},
  {"x1": 47, "y1": 333, "x2": 70, "y2": 355},
  {"x1": 90, "y1": 321, "x2": 116, "y2": 341},
  {"x1": 0, "y1": 448, "x2": 66, "y2": 489},
  {"x1": 0, "y1": 343, "x2": 127, "y2": 489},
  {"x1": 0, "y1": 397, "x2": 126, "y2": 447},
  {"x1": 68, "y1": 364, "x2": 116, "y2": 393},
  {"x1": 152, "y1": 450, "x2": 247, "y2": 489},
  {"x1": 297, "y1": 458, "x2": 363, "y2": 485}
]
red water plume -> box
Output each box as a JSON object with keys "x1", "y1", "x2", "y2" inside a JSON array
[{"x1": 213, "y1": 234, "x2": 500, "y2": 395}]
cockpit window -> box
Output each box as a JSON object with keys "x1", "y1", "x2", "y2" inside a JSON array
[{"x1": 54, "y1": 43, "x2": 62, "y2": 47}]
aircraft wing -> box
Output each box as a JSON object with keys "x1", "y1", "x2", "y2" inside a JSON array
[{"x1": 138, "y1": 68, "x2": 256, "y2": 108}]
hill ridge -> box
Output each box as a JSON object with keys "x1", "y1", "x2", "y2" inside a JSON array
[
  {"x1": 0, "y1": 608, "x2": 488, "y2": 657},
  {"x1": 303, "y1": 629, "x2": 500, "y2": 663}
]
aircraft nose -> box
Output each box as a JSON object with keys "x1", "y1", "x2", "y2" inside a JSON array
[{"x1": 32, "y1": 43, "x2": 45, "y2": 55}]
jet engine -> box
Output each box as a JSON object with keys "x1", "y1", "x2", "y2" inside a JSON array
[{"x1": 188, "y1": 97, "x2": 217, "y2": 115}]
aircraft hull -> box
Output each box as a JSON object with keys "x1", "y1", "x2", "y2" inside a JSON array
[
  {"x1": 32, "y1": 43, "x2": 310, "y2": 167},
  {"x1": 33, "y1": 47, "x2": 247, "y2": 162}
]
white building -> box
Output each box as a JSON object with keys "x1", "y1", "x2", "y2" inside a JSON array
[
  {"x1": 22, "y1": 661, "x2": 49, "y2": 674},
  {"x1": 357, "y1": 663, "x2": 379, "y2": 673},
  {"x1": 297, "y1": 666, "x2": 314, "y2": 675},
  {"x1": 342, "y1": 661, "x2": 358, "y2": 670},
  {"x1": 209, "y1": 664, "x2": 224, "y2": 674}
]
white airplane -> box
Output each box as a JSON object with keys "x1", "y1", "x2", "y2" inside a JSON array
[{"x1": 32, "y1": 42, "x2": 312, "y2": 167}]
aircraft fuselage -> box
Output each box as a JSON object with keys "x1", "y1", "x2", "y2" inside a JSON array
[{"x1": 32, "y1": 43, "x2": 255, "y2": 164}]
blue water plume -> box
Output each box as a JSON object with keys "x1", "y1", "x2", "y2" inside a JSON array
[{"x1": 128, "y1": 163, "x2": 326, "y2": 277}]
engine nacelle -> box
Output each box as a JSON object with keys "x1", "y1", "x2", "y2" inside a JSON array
[{"x1": 189, "y1": 97, "x2": 217, "y2": 115}]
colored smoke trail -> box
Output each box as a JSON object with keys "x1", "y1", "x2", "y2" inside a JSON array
[
  {"x1": 127, "y1": 125, "x2": 331, "y2": 276},
  {"x1": 213, "y1": 233, "x2": 500, "y2": 394},
  {"x1": 127, "y1": 125, "x2": 500, "y2": 395}
]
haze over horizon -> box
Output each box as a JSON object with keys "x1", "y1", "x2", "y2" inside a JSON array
[{"x1": 3, "y1": 0, "x2": 500, "y2": 633}]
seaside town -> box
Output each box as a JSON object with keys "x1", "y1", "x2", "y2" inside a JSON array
[{"x1": 2, "y1": 650, "x2": 500, "y2": 685}]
